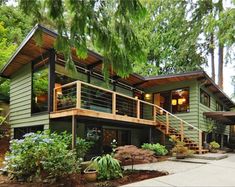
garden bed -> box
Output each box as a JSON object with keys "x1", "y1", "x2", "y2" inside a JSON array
[{"x1": 0, "y1": 170, "x2": 168, "y2": 186}]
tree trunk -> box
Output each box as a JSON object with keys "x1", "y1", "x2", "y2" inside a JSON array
[
  {"x1": 210, "y1": 34, "x2": 215, "y2": 81},
  {"x1": 218, "y1": 44, "x2": 224, "y2": 89},
  {"x1": 217, "y1": 0, "x2": 224, "y2": 89}
]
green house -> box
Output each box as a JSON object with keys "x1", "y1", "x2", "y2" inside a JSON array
[{"x1": 1, "y1": 25, "x2": 234, "y2": 155}]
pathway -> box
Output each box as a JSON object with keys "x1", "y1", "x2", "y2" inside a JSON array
[{"x1": 123, "y1": 153, "x2": 235, "y2": 186}]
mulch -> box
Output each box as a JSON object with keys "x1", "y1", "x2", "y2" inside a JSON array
[{"x1": 0, "y1": 170, "x2": 168, "y2": 187}]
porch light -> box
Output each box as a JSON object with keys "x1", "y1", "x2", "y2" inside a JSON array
[
  {"x1": 172, "y1": 99, "x2": 177, "y2": 106},
  {"x1": 144, "y1": 93, "x2": 152, "y2": 100}
]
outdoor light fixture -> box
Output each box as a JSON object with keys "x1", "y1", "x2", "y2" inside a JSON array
[
  {"x1": 144, "y1": 93, "x2": 152, "y2": 101},
  {"x1": 172, "y1": 99, "x2": 177, "y2": 105}
]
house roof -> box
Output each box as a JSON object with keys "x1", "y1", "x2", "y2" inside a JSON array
[
  {"x1": 0, "y1": 24, "x2": 234, "y2": 108},
  {"x1": 142, "y1": 71, "x2": 235, "y2": 108},
  {"x1": 0, "y1": 24, "x2": 144, "y2": 87}
]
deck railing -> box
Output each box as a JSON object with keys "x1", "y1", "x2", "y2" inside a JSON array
[{"x1": 53, "y1": 80, "x2": 202, "y2": 153}]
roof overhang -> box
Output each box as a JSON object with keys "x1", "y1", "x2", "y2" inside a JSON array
[
  {"x1": 0, "y1": 24, "x2": 144, "y2": 87},
  {"x1": 204, "y1": 111, "x2": 235, "y2": 125},
  {"x1": 141, "y1": 71, "x2": 235, "y2": 108}
]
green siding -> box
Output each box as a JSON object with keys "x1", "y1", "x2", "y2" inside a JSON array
[
  {"x1": 145, "y1": 79, "x2": 199, "y2": 128},
  {"x1": 10, "y1": 63, "x2": 49, "y2": 129},
  {"x1": 199, "y1": 85, "x2": 229, "y2": 135},
  {"x1": 144, "y1": 79, "x2": 229, "y2": 140}
]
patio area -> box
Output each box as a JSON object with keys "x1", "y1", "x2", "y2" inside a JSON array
[{"x1": 123, "y1": 153, "x2": 235, "y2": 186}]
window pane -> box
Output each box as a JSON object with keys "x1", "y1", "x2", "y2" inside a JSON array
[
  {"x1": 200, "y1": 89, "x2": 210, "y2": 107},
  {"x1": 171, "y1": 88, "x2": 190, "y2": 113},
  {"x1": 32, "y1": 61, "x2": 48, "y2": 113}
]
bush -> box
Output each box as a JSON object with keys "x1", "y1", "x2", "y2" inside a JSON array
[
  {"x1": 4, "y1": 131, "x2": 80, "y2": 182},
  {"x1": 94, "y1": 154, "x2": 122, "y2": 180},
  {"x1": 76, "y1": 137, "x2": 94, "y2": 160},
  {"x1": 209, "y1": 141, "x2": 220, "y2": 149},
  {"x1": 114, "y1": 145, "x2": 158, "y2": 166},
  {"x1": 141, "y1": 143, "x2": 168, "y2": 156}
]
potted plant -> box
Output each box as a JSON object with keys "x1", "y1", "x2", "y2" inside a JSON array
[
  {"x1": 209, "y1": 141, "x2": 220, "y2": 153},
  {"x1": 84, "y1": 161, "x2": 98, "y2": 182},
  {"x1": 170, "y1": 135, "x2": 194, "y2": 159}
]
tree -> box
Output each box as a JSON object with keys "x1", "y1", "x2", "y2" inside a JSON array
[
  {"x1": 0, "y1": 5, "x2": 33, "y2": 97},
  {"x1": 19, "y1": 0, "x2": 146, "y2": 80},
  {"x1": 132, "y1": 0, "x2": 206, "y2": 76}
]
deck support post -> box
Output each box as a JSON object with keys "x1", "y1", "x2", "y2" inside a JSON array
[
  {"x1": 72, "y1": 115, "x2": 77, "y2": 149},
  {"x1": 149, "y1": 127, "x2": 152, "y2": 143}
]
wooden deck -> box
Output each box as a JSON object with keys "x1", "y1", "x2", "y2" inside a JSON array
[
  {"x1": 50, "y1": 108, "x2": 156, "y2": 126},
  {"x1": 51, "y1": 80, "x2": 204, "y2": 153}
]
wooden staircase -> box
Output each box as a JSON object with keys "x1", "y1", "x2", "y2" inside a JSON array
[{"x1": 154, "y1": 109, "x2": 208, "y2": 154}]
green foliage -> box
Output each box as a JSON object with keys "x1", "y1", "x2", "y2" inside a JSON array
[
  {"x1": 170, "y1": 135, "x2": 194, "y2": 157},
  {"x1": 76, "y1": 137, "x2": 94, "y2": 160},
  {"x1": 4, "y1": 131, "x2": 80, "y2": 182},
  {"x1": 141, "y1": 143, "x2": 168, "y2": 156},
  {"x1": 94, "y1": 154, "x2": 123, "y2": 180},
  {"x1": 19, "y1": 0, "x2": 146, "y2": 81},
  {"x1": 209, "y1": 141, "x2": 220, "y2": 149},
  {"x1": 0, "y1": 5, "x2": 33, "y2": 98}
]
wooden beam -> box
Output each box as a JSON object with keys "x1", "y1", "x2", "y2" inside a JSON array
[
  {"x1": 205, "y1": 83, "x2": 213, "y2": 88},
  {"x1": 72, "y1": 115, "x2": 77, "y2": 149},
  {"x1": 137, "y1": 100, "x2": 140, "y2": 119},
  {"x1": 133, "y1": 81, "x2": 147, "y2": 87},
  {"x1": 50, "y1": 108, "x2": 156, "y2": 126},
  {"x1": 87, "y1": 60, "x2": 103, "y2": 70},
  {"x1": 198, "y1": 131, "x2": 202, "y2": 154}
]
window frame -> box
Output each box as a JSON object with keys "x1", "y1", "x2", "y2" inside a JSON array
[
  {"x1": 31, "y1": 59, "x2": 49, "y2": 114},
  {"x1": 171, "y1": 87, "x2": 190, "y2": 114},
  {"x1": 200, "y1": 89, "x2": 210, "y2": 108}
]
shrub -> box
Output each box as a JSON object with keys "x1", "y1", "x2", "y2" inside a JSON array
[
  {"x1": 4, "y1": 131, "x2": 80, "y2": 182},
  {"x1": 141, "y1": 143, "x2": 168, "y2": 156},
  {"x1": 76, "y1": 137, "x2": 94, "y2": 160},
  {"x1": 209, "y1": 141, "x2": 220, "y2": 149},
  {"x1": 114, "y1": 145, "x2": 158, "y2": 167},
  {"x1": 170, "y1": 135, "x2": 194, "y2": 157},
  {"x1": 94, "y1": 154, "x2": 122, "y2": 180}
]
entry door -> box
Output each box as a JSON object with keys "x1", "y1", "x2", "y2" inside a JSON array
[{"x1": 154, "y1": 92, "x2": 171, "y2": 112}]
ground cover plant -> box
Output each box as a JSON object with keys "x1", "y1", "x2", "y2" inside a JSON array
[{"x1": 141, "y1": 143, "x2": 168, "y2": 156}]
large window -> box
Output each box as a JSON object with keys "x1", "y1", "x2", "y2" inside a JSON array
[
  {"x1": 32, "y1": 60, "x2": 49, "y2": 113},
  {"x1": 171, "y1": 88, "x2": 190, "y2": 113},
  {"x1": 200, "y1": 89, "x2": 210, "y2": 107}
]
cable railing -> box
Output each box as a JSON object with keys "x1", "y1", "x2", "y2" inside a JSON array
[{"x1": 53, "y1": 80, "x2": 202, "y2": 153}]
